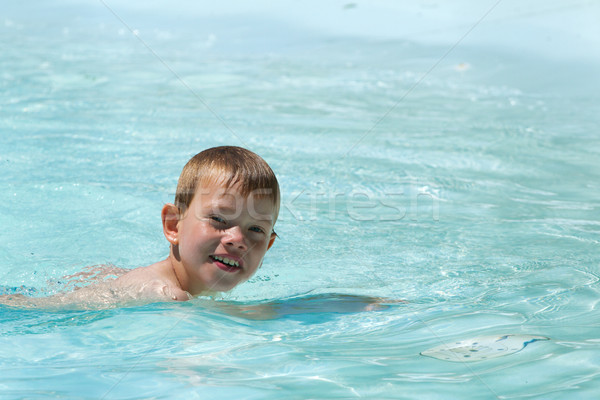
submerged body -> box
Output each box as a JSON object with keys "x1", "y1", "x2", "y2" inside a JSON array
[{"x1": 0, "y1": 267, "x2": 395, "y2": 315}]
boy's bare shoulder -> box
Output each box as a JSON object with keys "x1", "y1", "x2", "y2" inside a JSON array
[{"x1": 114, "y1": 261, "x2": 191, "y2": 301}]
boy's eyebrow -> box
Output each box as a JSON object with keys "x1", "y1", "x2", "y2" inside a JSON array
[
  {"x1": 210, "y1": 205, "x2": 274, "y2": 224},
  {"x1": 251, "y1": 214, "x2": 275, "y2": 224}
]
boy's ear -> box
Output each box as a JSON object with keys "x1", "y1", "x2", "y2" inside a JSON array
[
  {"x1": 267, "y1": 232, "x2": 277, "y2": 250},
  {"x1": 162, "y1": 203, "x2": 180, "y2": 245}
]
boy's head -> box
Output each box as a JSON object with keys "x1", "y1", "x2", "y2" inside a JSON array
[
  {"x1": 162, "y1": 146, "x2": 280, "y2": 294},
  {"x1": 174, "y1": 146, "x2": 280, "y2": 223}
]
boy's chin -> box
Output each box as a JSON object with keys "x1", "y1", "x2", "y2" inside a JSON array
[{"x1": 202, "y1": 279, "x2": 240, "y2": 293}]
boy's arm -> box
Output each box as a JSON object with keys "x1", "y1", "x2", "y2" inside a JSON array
[{"x1": 208, "y1": 293, "x2": 404, "y2": 320}]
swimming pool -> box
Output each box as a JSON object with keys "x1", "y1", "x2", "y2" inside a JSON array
[{"x1": 1, "y1": 0, "x2": 599, "y2": 398}]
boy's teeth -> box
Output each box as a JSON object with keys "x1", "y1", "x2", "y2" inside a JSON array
[{"x1": 212, "y1": 255, "x2": 240, "y2": 267}]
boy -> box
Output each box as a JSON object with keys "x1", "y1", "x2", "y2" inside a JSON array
[
  {"x1": 1, "y1": 146, "x2": 279, "y2": 306},
  {"x1": 114, "y1": 145, "x2": 280, "y2": 301}
]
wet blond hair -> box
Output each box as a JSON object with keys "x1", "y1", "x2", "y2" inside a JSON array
[{"x1": 174, "y1": 146, "x2": 280, "y2": 222}]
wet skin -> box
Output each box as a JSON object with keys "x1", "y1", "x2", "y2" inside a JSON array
[{"x1": 162, "y1": 181, "x2": 277, "y2": 296}]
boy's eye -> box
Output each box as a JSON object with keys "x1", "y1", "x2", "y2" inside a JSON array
[
  {"x1": 210, "y1": 215, "x2": 226, "y2": 224},
  {"x1": 249, "y1": 226, "x2": 266, "y2": 234}
]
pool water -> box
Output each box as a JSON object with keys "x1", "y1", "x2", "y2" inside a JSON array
[{"x1": 1, "y1": 1, "x2": 599, "y2": 398}]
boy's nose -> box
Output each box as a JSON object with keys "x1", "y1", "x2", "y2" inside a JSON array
[{"x1": 223, "y1": 226, "x2": 247, "y2": 250}]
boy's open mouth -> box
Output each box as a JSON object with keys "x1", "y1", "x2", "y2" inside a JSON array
[{"x1": 209, "y1": 255, "x2": 242, "y2": 272}]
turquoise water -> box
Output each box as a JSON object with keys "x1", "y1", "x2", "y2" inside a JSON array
[{"x1": 1, "y1": 1, "x2": 600, "y2": 398}]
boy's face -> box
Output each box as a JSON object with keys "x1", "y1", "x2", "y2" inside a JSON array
[{"x1": 171, "y1": 181, "x2": 277, "y2": 294}]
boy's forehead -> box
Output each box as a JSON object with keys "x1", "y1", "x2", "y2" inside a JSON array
[
  {"x1": 195, "y1": 180, "x2": 256, "y2": 201},
  {"x1": 193, "y1": 182, "x2": 276, "y2": 220}
]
